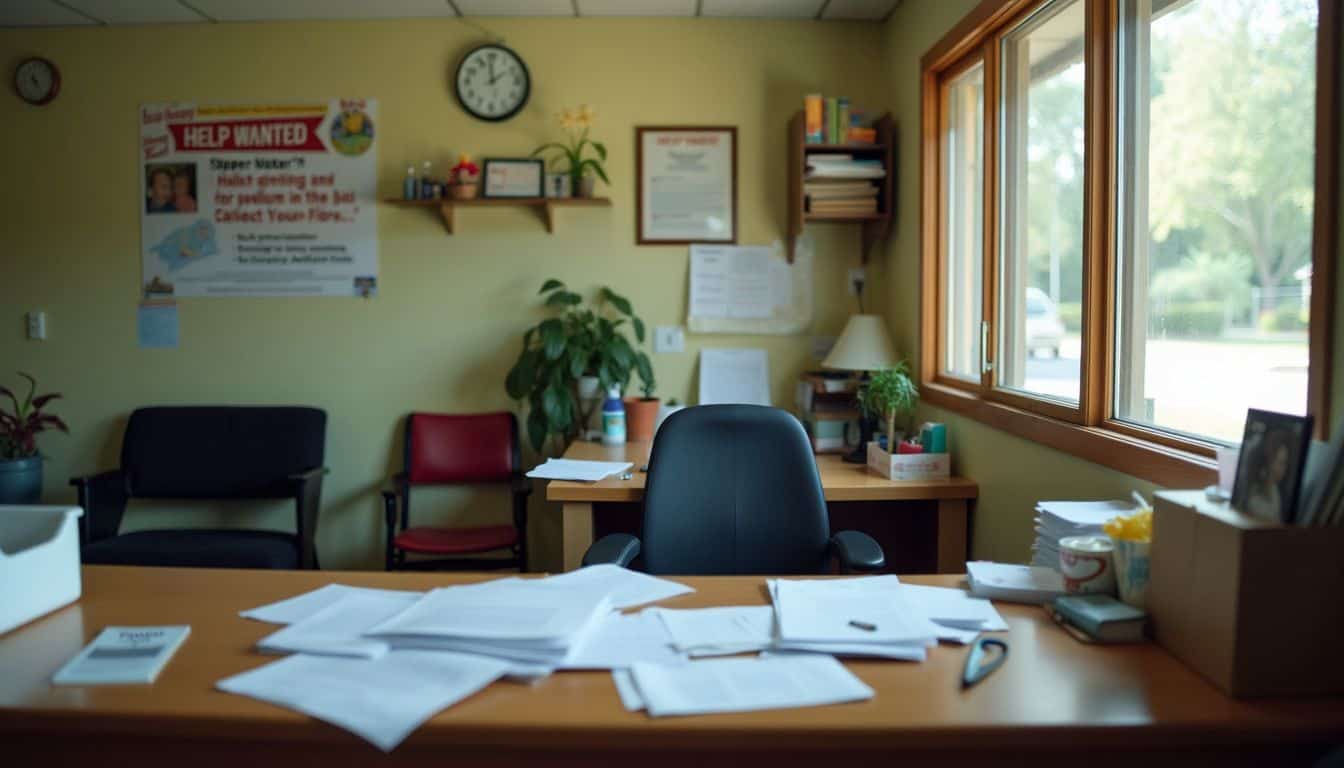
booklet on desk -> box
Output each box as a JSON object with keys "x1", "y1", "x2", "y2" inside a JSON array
[
  {"x1": 53, "y1": 626, "x2": 191, "y2": 685},
  {"x1": 967, "y1": 561, "x2": 1066, "y2": 604}
]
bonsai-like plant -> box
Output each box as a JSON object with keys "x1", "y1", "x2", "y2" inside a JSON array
[
  {"x1": 505, "y1": 279, "x2": 653, "y2": 452},
  {"x1": 531, "y1": 105, "x2": 610, "y2": 193},
  {"x1": 0, "y1": 372, "x2": 68, "y2": 460},
  {"x1": 857, "y1": 361, "x2": 919, "y2": 447}
]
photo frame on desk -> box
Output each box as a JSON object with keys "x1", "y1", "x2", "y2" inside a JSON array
[
  {"x1": 636, "y1": 126, "x2": 737, "y2": 245},
  {"x1": 482, "y1": 158, "x2": 544, "y2": 198},
  {"x1": 1231, "y1": 408, "x2": 1312, "y2": 523}
]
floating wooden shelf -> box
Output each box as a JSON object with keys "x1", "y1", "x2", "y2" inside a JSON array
[
  {"x1": 786, "y1": 111, "x2": 895, "y2": 264},
  {"x1": 384, "y1": 197, "x2": 611, "y2": 234}
]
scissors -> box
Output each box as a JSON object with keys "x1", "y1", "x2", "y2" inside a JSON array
[{"x1": 961, "y1": 636, "x2": 1008, "y2": 689}]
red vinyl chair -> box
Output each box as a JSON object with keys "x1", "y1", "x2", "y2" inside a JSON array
[{"x1": 382, "y1": 412, "x2": 530, "y2": 571}]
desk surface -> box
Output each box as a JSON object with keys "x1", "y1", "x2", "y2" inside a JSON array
[
  {"x1": 2, "y1": 567, "x2": 1341, "y2": 766},
  {"x1": 546, "y1": 440, "x2": 980, "y2": 503}
]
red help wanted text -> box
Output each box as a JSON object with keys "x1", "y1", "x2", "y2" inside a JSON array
[{"x1": 169, "y1": 116, "x2": 326, "y2": 152}]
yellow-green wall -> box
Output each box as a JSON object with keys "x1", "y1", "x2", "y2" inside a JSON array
[
  {"x1": 883, "y1": 0, "x2": 1344, "y2": 563},
  {"x1": 0, "y1": 18, "x2": 890, "y2": 571}
]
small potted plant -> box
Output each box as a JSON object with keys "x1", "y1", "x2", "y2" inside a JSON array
[
  {"x1": 451, "y1": 154, "x2": 480, "y2": 200},
  {"x1": 623, "y1": 367, "x2": 659, "y2": 442},
  {"x1": 0, "y1": 372, "x2": 68, "y2": 504},
  {"x1": 858, "y1": 361, "x2": 919, "y2": 449},
  {"x1": 532, "y1": 105, "x2": 609, "y2": 199}
]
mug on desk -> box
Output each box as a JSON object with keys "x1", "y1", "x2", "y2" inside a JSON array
[{"x1": 1058, "y1": 535, "x2": 1117, "y2": 595}]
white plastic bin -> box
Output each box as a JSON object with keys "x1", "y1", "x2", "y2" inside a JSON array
[{"x1": 0, "y1": 505, "x2": 83, "y2": 635}]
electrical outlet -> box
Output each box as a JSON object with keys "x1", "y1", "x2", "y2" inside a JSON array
[
  {"x1": 847, "y1": 267, "x2": 867, "y2": 296},
  {"x1": 654, "y1": 325, "x2": 685, "y2": 353},
  {"x1": 26, "y1": 311, "x2": 46, "y2": 341}
]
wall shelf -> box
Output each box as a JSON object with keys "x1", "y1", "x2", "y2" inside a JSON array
[
  {"x1": 786, "y1": 111, "x2": 895, "y2": 264},
  {"x1": 384, "y1": 197, "x2": 611, "y2": 235}
]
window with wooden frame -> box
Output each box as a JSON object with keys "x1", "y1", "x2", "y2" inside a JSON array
[{"x1": 920, "y1": 0, "x2": 1339, "y2": 487}]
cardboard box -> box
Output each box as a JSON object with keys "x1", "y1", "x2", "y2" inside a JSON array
[
  {"x1": 866, "y1": 441, "x2": 949, "y2": 481},
  {"x1": 1149, "y1": 490, "x2": 1344, "y2": 698}
]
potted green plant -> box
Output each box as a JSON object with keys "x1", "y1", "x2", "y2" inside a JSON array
[
  {"x1": 624, "y1": 367, "x2": 660, "y2": 443},
  {"x1": 531, "y1": 105, "x2": 609, "y2": 199},
  {"x1": 0, "y1": 372, "x2": 68, "y2": 504},
  {"x1": 857, "y1": 361, "x2": 919, "y2": 449},
  {"x1": 505, "y1": 279, "x2": 653, "y2": 453}
]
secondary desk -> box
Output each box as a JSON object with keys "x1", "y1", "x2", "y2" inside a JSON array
[
  {"x1": 547, "y1": 440, "x2": 980, "y2": 572},
  {"x1": 2, "y1": 566, "x2": 1341, "y2": 767}
]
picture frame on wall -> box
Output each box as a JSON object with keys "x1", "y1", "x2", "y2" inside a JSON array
[
  {"x1": 636, "y1": 126, "x2": 737, "y2": 245},
  {"x1": 482, "y1": 158, "x2": 545, "y2": 198}
]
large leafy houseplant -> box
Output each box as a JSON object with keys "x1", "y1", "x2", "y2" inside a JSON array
[
  {"x1": 505, "y1": 279, "x2": 653, "y2": 452},
  {"x1": 0, "y1": 372, "x2": 67, "y2": 460},
  {"x1": 857, "y1": 361, "x2": 919, "y2": 445},
  {"x1": 531, "y1": 105, "x2": 610, "y2": 196}
]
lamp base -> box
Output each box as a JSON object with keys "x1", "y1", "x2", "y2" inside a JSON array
[{"x1": 842, "y1": 411, "x2": 875, "y2": 463}]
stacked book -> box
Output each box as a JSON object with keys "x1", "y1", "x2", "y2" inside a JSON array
[
  {"x1": 1030, "y1": 500, "x2": 1136, "y2": 569},
  {"x1": 795, "y1": 371, "x2": 858, "y2": 454},
  {"x1": 805, "y1": 155, "x2": 884, "y2": 216}
]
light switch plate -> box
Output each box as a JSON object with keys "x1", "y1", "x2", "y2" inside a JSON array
[
  {"x1": 654, "y1": 325, "x2": 685, "y2": 353},
  {"x1": 26, "y1": 311, "x2": 46, "y2": 340}
]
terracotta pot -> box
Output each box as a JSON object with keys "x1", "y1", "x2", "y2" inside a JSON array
[
  {"x1": 623, "y1": 397, "x2": 660, "y2": 442},
  {"x1": 452, "y1": 182, "x2": 479, "y2": 200}
]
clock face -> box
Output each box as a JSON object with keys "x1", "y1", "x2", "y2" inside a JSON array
[
  {"x1": 455, "y1": 45, "x2": 530, "y2": 122},
  {"x1": 14, "y1": 58, "x2": 59, "y2": 106}
]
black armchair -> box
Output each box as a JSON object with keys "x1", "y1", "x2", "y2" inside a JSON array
[
  {"x1": 582, "y1": 405, "x2": 886, "y2": 575},
  {"x1": 71, "y1": 406, "x2": 328, "y2": 570}
]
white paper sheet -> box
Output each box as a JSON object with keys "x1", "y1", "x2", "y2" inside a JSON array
[
  {"x1": 689, "y1": 245, "x2": 775, "y2": 320},
  {"x1": 539, "y1": 565, "x2": 693, "y2": 610},
  {"x1": 771, "y1": 577, "x2": 940, "y2": 646},
  {"x1": 611, "y1": 669, "x2": 646, "y2": 711},
  {"x1": 525, "y1": 459, "x2": 633, "y2": 482},
  {"x1": 698, "y1": 348, "x2": 771, "y2": 406},
  {"x1": 561, "y1": 610, "x2": 687, "y2": 670},
  {"x1": 368, "y1": 581, "x2": 612, "y2": 644},
  {"x1": 216, "y1": 650, "x2": 510, "y2": 752},
  {"x1": 240, "y1": 584, "x2": 422, "y2": 625},
  {"x1": 257, "y1": 591, "x2": 420, "y2": 659},
  {"x1": 629, "y1": 656, "x2": 874, "y2": 717},
  {"x1": 651, "y1": 606, "x2": 775, "y2": 656},
  {"x1": 900, "y1": 584, "x2": 1009, "y2": 632},
  {"x1": 966, "y1": 561, "x2": 1066, "y2": 604}
]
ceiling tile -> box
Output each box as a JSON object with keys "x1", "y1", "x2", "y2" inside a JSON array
[
  {"x1": 820, "y1": 0, "x2": 897, "y2": 21},
  {"x1": 191, "y1": 0, "x2": 461, "y2": 22},
  {"x1": 59, "y1": 0, "x2": 208, "y2": 24},
  {"x1": 454, "y1": 0, "x2": 575, "y2": 16},
  {"x1": 701, "y1": 0, "x2": 823, "y2": 18},
  {"x1": 0, "y1": 0, "x2": 98, "y2": 26},
  {"x1": 576, "y1": 0, "x2": 696, "y2": 16}
]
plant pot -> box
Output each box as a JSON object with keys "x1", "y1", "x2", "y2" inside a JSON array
[
  {"x1": 576, "y1": 175, "x2": 596, "y2": 199},
  {"x1": 452, "y1": 182, "x2": 479, "y2": 200},
  {"x1": 0, "y1": 456, "x2": 43, "y2": 504},
  {"x1": 624, "y1": 397, "x2": 661, "y2": 442}
]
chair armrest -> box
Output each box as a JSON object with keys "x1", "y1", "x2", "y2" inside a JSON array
[
  {"x1": 830, "y1": 530, "x2": 885, "y2": 574},
  {"x1": 288, "y1": 466, "x2": 330, "y2": 484},
  {"x1": 582, "y1": 534, "x2": 641, "y2": 568},
  {"x1": 69, "y1": 470, "x2": 128, "y2": 544},
  {"x1": 289, "y1": 466, "x2": 326, "y2": 570}
]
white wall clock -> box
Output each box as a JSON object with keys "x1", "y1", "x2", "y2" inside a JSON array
[
  {"x1": 454, "y1": 44, "x2": 530, "y2": 122},
  {"x1": 14, "y1": 57, "x2": 60, "y2": 106}
]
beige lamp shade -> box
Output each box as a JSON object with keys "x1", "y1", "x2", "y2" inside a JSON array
[{"x1": 822, "y1": 314, "x2": 898, "y2": 372}]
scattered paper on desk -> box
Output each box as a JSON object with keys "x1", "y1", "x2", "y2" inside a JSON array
[
  {"x1": 627, "y1": 655, "x2": 874, "y2": 717},
  {"x1": 257, "y1": 591, "x2": 420, "y2": 659},
  {"x1": 966, "y1": 561, "x2": 1066, "y2": 604},
  {"x1": 539, "y1": 564, "x2": 693, "y2": 610},
  {"x1": 525, "y1": 458, "x2": 633, "y2": 482},
  {"x1": 240, "y1": 583, "x2": 423, "y2": 625},
  {"x1": 53, "y1": 626, "x2": 191, "y2": 685},
  {"x1": 768, "y1": 576, "x2": 939, "y2": 660},
  {"x1": 561, "y1": 610, "x2": 687, "y2": 670},
  {"x1": 217, "y1": 650, "x2": 510, "y2": 752},
  {"x1": 611, "y1": 669, "x2": 646, "y2": 711},
  {"x1": 699, "y1": 348, "x2": 771, "y2": 406},
  {"x1": 652, "y1": 605, "x2": 776, "y2": 657},
  {"x1": 689, "y1": 245, "x2": 774, "y2": 320}
]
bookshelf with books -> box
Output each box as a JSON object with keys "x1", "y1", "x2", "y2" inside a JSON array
[{"x1": 786, "y1": 106, "x2": 894, "y2": 264}]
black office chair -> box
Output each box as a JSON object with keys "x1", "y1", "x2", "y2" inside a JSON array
[{"x1": 582, "y1": 404, "x2": 885, "y2": 575}]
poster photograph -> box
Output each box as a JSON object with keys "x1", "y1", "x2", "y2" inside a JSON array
[{"x1": 139, "y1": 99, "x2": 378, "y2": 297}]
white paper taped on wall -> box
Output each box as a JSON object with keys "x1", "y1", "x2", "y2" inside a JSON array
[
  {"x1": 687, "y1": 238, "x2": 812, "y2": 335},
  {"x1": 699, "y1": 348, "x2": 771, "y2": 407}
]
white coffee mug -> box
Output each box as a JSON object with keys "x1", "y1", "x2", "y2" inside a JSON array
[{"x1": 1059, "y1": 535, "x2": 1117, "y2": 595}]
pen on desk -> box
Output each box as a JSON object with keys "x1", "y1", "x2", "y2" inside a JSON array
[{"x1": 848, "y1": 620, "x2": 877, "y2": 632}]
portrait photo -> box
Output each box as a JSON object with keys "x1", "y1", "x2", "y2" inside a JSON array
[
  {"x1": 1231, "y1": 409, "x2": 1313, "y2": 523},
  {"x1": 145, "y1": 163, "x2": 197, "y2": 215}
]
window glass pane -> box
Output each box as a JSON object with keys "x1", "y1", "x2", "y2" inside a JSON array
[
  {"x1": 998, "y1": 0, "x2": 1086, "y2": 404},
  {"x1": 941, "y1": 62, "x2": 986, "y2": 381},
  {"x1": 1116, "y1": 0, "x2": 1316, "y2": 443}
]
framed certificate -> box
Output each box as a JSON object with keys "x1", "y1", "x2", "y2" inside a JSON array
[
  {"x1": 482, "y1": 158, "x2": 545, "y2": 198},
  {"x1": 636, "y1": 126, "x2": 737, "y2": 244}
]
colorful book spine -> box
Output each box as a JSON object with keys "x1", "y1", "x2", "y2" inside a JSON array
[
  {"x1": 837, "y1": 98, "x2": 850, "y2": 145},
  {"x1": 804, "y1": 94, "x2": 823, "y2": 144},
  {"x1": 824, "y1": 97, "x2": 838, "y2": 144}
]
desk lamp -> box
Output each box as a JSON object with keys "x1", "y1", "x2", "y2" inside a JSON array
[{"x1": 822, "y1": 314, "x2": 898, "y2": 463}]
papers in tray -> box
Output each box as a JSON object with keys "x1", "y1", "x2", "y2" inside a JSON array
[
  {"x1": 967, "y1": 561, "x2": 1066, "y2": 604},
  {"x1": 618, "y1": 655, "x2": 874, "y2": 717},
  {"x1": 525, "y1": 458, "x2": 633, "y2": 482}
]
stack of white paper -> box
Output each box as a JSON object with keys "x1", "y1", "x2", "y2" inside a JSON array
[
  {"x1": 257, "y1": 591, "x2": 420, "y2": 659},
  {"x1": 651, "y1": 606, "x2": 776, "y2": 657},
  {"x1": 1031, "y1": 500, "x2": 1134, "y2": 568},
  {"x1": 525, "y1": 459, "x2": 633, "y2": 482},
  {"x1": 561, "y1": 610, "x2": 687, "y2": 669},
  {"x1": 540, "y1": 564, "x2": 694, "y2": 609},
  {"x1": 769, "y1": 576, "x2": 940, "y2": 660},
  {"x1": 900, "y1": 584, "x2": 1009, "y2": 643},
  {"x1": 617, "y1": 655, "x2": 874, "y2": 717},
  {"x1": 240, "y1": 583, "x2": 423, "y2": 624},
  {"x1": 967, "y1": 561, "x2": 1066, "y2": 604}
]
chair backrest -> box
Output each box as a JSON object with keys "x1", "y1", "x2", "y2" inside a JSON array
[
  {"x1": 122, "y1": 406, "x2": 326, "y2": 499},
  {"x1": 404, "y1": 412, "x2": 519, "y2": 485},
  {"x1": 640, "y1": 405, "x2": 830, "y2": 575}
]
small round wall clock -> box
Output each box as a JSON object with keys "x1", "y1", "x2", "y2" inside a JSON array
[
  {"x1": 454, "y1": 44, "x2": 530, "y2": 122},
  {"x1": 14, "y1": 57, "x2": 60, "y2": 106}
]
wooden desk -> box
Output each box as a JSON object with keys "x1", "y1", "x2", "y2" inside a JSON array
[
  {"x1": 2, "y1": 567, "x2": 1341, "y2": 767},
  {"x1": 547, "y1": 440, "x2": 980, "y2": 572}
]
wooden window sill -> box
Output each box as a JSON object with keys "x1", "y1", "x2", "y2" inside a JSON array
[{"x1": 921, "y1": 382, "x2": 1217, "y2": 488}]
